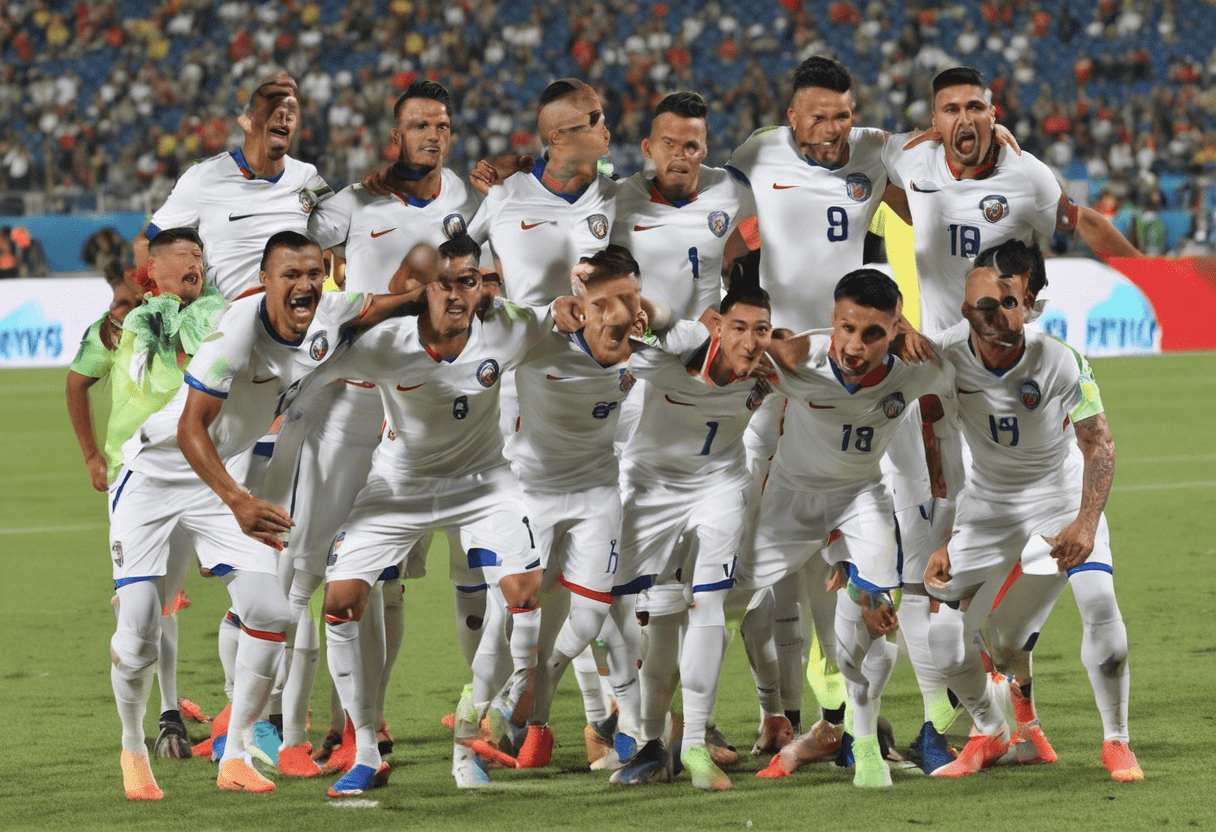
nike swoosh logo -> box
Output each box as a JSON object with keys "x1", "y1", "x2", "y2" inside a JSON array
[
  {"x1": 909, "y1": 182, "x2": 940, "y2": 193},
  {"x1": 520, "y1": 221, "x2": 549, "y2": 230},
  {"x1": 807, "y1": 401, "x2": 835, "y2": 409},
  {"x1": 958, "y1": 388, "x2": 982, "y2": 394},
  {"x1": 370, "y1": 228, "x2": 396, "y2": 238},
  {"x1": 546, "y1": 374, "x2": 570, "y2": 381},
  {"x1": 229, "y1": 213, "x2": 269, "y2": 221},
  {"x1": 633, "y1": 224, "x2": 661, "y2": 231},
  {"x1": 664, "y1": 394, "x2": 694, "y2": 406},
  {"x1": 396, "y1": 383, "x2": 423, "y2": 392},
  {"x1": 772, "y1": 184, "x2": 798, "y2": 190}
]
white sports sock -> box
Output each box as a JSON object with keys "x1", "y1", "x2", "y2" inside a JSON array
[
  {"x1": 572, "y1": 647, "x2": 609, "y2": 723},
  {"x1": 535, "y1": 594, "x2": 607, "y2": 725},
  {"x1": 453, "y1": 587, "x2": 487, "y2": 669},
  {"x1": 835, "y1": 600, "x2": 897, "y2": 738},
  {"x1": 218, "y1": 610, "x2": 240, "y2": 701},
  {"x1": 740, "y1": 589, "x2": 782, "y2": 717},
  {"x1": 223, "y1": 630, "x2": 282, "y2": 762},
  {"x1": 680, "y1": 592, "x2": 728, "y2": 749},
  {"x1": 1072, "y1": 569, "x2": 1130, "y2": 742},
  {"x1": 897, "y1": 594, "x2": 951, "y2": 723},
  {"x1": 638, "y1": 612, "x2": 682, "y2": 743},
  {"x1": 113, "y1": 662, "x2": 153, "y2": 753},
  {"x1": 111, "y1": 581, "x2": 161, "y2": 754},
  {"x1": 607, "y1": 597, "x2": 643, "y2": 740},
  {"x1": 378, "y1": 579, "x2": 405, "y2": 728},
  {"x1": 325, "y1": 618, "x2": 381, "y2": 771},
  {"x1": 471, "y1": 591, "x2": 510, "y2": 706},
  {"x1": 507, "y1": 606, "x2": 541, "y2": 695},
  {"x1": 281, "y1": 570, "x2": 324, "y2": 747},
  {"x1": 772, "y1": 573, "x2": 804, "y2": 713},
  {"x1": 927, "y1": 602, "x2": 1004, "y2": 735},
  {"x1": 157, "y1": 612, "x2": 178, "y2": 715}
]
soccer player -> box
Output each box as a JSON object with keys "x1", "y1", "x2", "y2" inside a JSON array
[
  {"x1": 610, "y1": 91, "x2": 754, "y2": 319},
  {"x1": 109, "y1": 231, "x2": 411, "y2": 797},
  {"x1": 465, "y1": 78, "x2": 616, "y2": 304},
  {"x1": 147, "y1": 72, "x2": 331, "y2": 300},
  {"x1": 744, "y1": 270, "x2": 952, "y2": 788},
  {"x1": 609, "y1": 275, "x2": 775, "y2": 791},
  {"x1": 317, "y1": 235, "x2": 568, "y2": 794},
  {"x1": 923, "y1": 262, "x2": 1139, "y2": 782},
  {"x1": 69, "y1": 229, "x2": 226, "y2": 775}
]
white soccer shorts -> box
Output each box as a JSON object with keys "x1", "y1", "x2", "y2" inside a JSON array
[{"x1": 522, "y1": 484, "x2": 622, "y2": 602}]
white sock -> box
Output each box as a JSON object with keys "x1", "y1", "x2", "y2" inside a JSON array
[
  {"x1": 378, "y1": 579, "x2": 405, "y2": 730},
  {"x1": 740, "y1": 589, "x2": 782, "y2": 717},
  {"x1": 680, "y1": 592, "x2": 728, "y2": 749},
  {"x1": 535, "y1": 594, "x2": 606, "y2": 725},
  {"x1": 223, "y1": 631, "x2": 283, "y2": 761},
  {"x1": 325, "y1": 617, "x2": 381, "y2": 770},
  {"x1": 897, "y1": 593, "x2": 951, "y2": 723},
  {"x1": 638, "y1": 612, "x2": 681, "y2": 743},
  {"x1": 1073, "y1": 569, "x2": 1130, "y2": 742},
  {"x1": 112, "y1": 581, "x2": 161, "y2": 753},
  {"x1": 506, "y1": 606, "x2": 542, "y2": 701},
  {"x1": 219, "y1": 610, "x2": 240, "y2": 701},
  {"x1": 157, "y1": 613, "x2": 178, "y2": 715},
  {"x1": 572, "y1": 647, "x2": 609, "y2": 723},
  {"x1": 927, "y1": 602, "x2": 1003, "y2": 735},
  {"x1": 471, "y1": 591, "x2": 510, "y2": 706},
  {"x1": 453, "y1": 587, "x2": 487, "y2": 669},
  {"x1": 607, "y1": 596, "x2": 643, "y2": 740},
  {"x1": 835, "y1": 600, "x2": 897, "y2": 738},
  {"x1": 281, "y1": 570, "x2": 324, "y2": 747},
  {"x1": 772, "y1": 574, "x2": 804, "y2": 714}
]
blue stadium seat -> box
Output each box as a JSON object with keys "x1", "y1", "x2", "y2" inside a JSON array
[{"x1": 1159, "y1": 209, "x2": 1193, "y2": 250}]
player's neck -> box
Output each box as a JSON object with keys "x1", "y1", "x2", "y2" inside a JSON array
[
  {"x1": 394, "y1": 164, "x2": 442, "y2": 200},
  {"x1": 541, "y1": 153, "x2": 598, "y2": 195},
  {"x1": 651, "y1": 176, "x2": 698, "y2": 205},
  {"x1": 970, "y1": 331, "x2": 1024, "y2": 370},
  {"x1": 707, "y1": 348, "x2": 737, "y2": 386},
  {"x1": 420, "y1": 316, "x2": 468, "y2": 359},
  {"x1": 945, "y1": 142, "x2": 998, "y2": 181},
  {"x1": 239, "y1": 141, "x2": 286, "y2": 179}
]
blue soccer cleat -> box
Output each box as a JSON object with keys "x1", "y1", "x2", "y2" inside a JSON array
[
  {"x1": 610, "y1": 739, "x2": 670, "y2": 785},
  {"x1": 326, "y1": 762, "x2": 390, "y2": 798}
]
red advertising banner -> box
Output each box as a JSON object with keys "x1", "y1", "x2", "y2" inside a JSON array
[{"x1": 1106, "y1": 256, "x2": 1216, "y2": 352}]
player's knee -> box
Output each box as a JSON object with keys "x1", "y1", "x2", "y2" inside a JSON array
[
  {"x1": 110, "y1": 627, "x2": 159, "y2": 670},
  {"x1": 688, "y1": 589, "x2": 727, "y2": 626},
  {"x1": 323, "y1": 580, "x2": 370, "y2": 622},
  {"x1": 566, "y1": 596, "x2": 609, "y2": 645},
  {"x1": 638, "y1": 584, "x2": 688, "y2": 619},
  {"x1": 241, "y1": 597, "x2": 292, "y2": 635},
  {"x1": 499, "y1": 571, "x2": 541, "y2": 610}
]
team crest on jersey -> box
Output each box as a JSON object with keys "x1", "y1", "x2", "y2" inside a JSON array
[
  {"x1": 299, "y1": 188, "x2": 318, "y2": 214},
  {"x1": 618, "y1": 368, "x2": 635, "y2": 393},
  {"x1": 327, "y1": 532, "x2": 345, "y2": 566},
  {"x1": 1019, "y1": 380, "x2": 1042, "y2": 410},
  {"x1": 442, "y1": 213, "x2": 467, "y2": 239},
  {"x1": 980, "y1": 194, "x2": 1009, "y2": 223},
  {"x1": 386, "y1": 428, "x2": 396, "y2": 441},
  {"x1": 308, "y1": 331, "x2": 329, "y2": 361},
  {"x1": 707, "y1": 210, "x2": 730, "y2": 238},
  {"x1": 746, "y1": 379, "x2": 772, "y2": 411},
  {"x1": 587, "y1": 214, "x2": 609, "y2": 240},
  {"x1": 881, "y1": 392, "x2": 906, "y2": 419},
  {"x1": 111, "y1": 541, "x2": 123, "y2": 567},
  {"x1": 845, "y1": 173, "x2": 872, "y2": 202},
  {"x1": 477, "y1": 358, "x2": 500, "y2": 388}
]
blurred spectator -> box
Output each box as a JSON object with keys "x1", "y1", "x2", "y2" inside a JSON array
[
  {"x1": 80, "y1": 226, "x2": 131, "y2": 277},
  {"x1": 10, "y1": 225, "x2": 49, "y2": 276}
]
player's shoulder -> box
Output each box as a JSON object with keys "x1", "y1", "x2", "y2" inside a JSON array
[
  {"x1": 284, "y1": 154, "x2": 321, "y2": 179},
  {"x1": 178, "y1": 151, "x2": 234, "y2": 181},
  {"x1": 696, "y1": 165, "x2": 736, "y2": 192},
  {"x1": 849, "y1": 126, "x2": 888, "y2": 154},
  {"x1": 933, "y1": 320, "x2": 972, "y2": 353},
  {"x1": 613, "y1": 172, "x2": 650, "y2": 204}
]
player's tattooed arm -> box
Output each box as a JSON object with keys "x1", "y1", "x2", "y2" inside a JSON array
[
  {"x1": 65, "y1": 371, "x2": 107, "y2": 492},
  {"x1": 919, "y1": 394, "x2": 948, "y2": 499},
  {"x1": 1047, "y1": 412, "x2": 1116, "y2": 570},
  {"x1": 178, "y1": 389, "x2": 293, "y2": 550},
  {"x1": 1074, "y1": 203, "x2": 1143, "y2": 258}
]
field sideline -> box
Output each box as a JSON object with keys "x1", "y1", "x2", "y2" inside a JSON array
[{"x1": 1, "y1": 354, "x2": 1214, "y2": 831}]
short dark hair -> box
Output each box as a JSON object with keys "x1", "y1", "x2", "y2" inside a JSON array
[
  {"x1": 260, "y1": 230, "x2": 319, "y2": 271},
  {"x1": 975, "y1": 239, "x2": 1048, "y2": 297},
  {"x1": 393, "y1": 79, "x2": 452, "y2": 121},
  {"x1": 654, "y1": 91, "x2": 708, "y2": 121},
  {"x1": 438, "y1": 234, "x2": 481, "y2": 264},
  {"x1": 539, "y1": 78, "x2": 585, "y2": 108},
  {"x1": 834, "y1": 268, "x2": 902, "y2": 314},
  {"x1": 932, "y1": 66, "x2": 986, "y2": 97},
  {"x1": 792, "y1": 56, "x2": 852, "y2": 96},
  {"x1": 582, "y1": 244, "x2": 641, "y2": 286},
  {"x1": 148, "y1": 226, "x2": 203, "y2": 255},
  {"x1": 721, "y1": 251, "x2": 771, "y2": 315}
]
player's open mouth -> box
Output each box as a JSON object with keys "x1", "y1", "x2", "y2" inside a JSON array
[
  {"x1": 667, "y1": 164, "x2": 690, "y2": 175},
  {"x1": 182, "y1": 272, "x2": 198, "y2": 285},
  {"x1": 269, "y1": 127, "x2": 290, "y2": 138},
  {"x1": 289, "y1": 294, "x2": 315, "y2": 316},
  {"x1": 956, "y1": 130, "x2": 976, "y2": 153}
]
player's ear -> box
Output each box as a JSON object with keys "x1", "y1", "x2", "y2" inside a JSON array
[
  {"x1": 237, "y1": 112, "x2": 253, "y2": 135},
  {"x1": 786, "y1": 106, "x2": 797, "y2": 130},
  {"x1": 641, "y1": 137, "x2": 652, "y2": 161},
  {"x1": 390, "y1": 126, "x2": 402, "y2": 149},
  {"x1": 259, "y1": 270, "x2": 269, "y2": 289}
]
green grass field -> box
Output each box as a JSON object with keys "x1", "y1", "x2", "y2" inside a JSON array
[{"x1": 1, "y1": 354, "x2": 1214, "y2": 831}]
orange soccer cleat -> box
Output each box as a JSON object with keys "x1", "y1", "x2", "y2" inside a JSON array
[
  {"x1": 1101, "y1": 740, "x2": 1144, "y2": 782},
  {"x1": 120, "y1": 749, "x2": 163, "y2": 801}
]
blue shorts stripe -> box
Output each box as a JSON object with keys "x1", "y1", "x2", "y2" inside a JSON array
[
  {"x1": 454, "y1": 583, "x2": 489, "y2": 593},
  {"x1": 114, "y1": 575, "x2": 157, "y2": 590},
  {"x1": 378, "y1": 565, "x2": 401, "y2": 581},
  {"x1": 210, "y1": 563, "x2": 235, "y2": 577},
  {"x1": 1066, "y1": 562, "x2": 1113, "y2": 578},
  {"x1": 692, "y1": 577, "x2": 735, "y2": 593},
  {"x1": 845, "y1": 562, "x2": 900, "y2": 594},
  {"x1": 611, "y1": 575, "x2": 654, "y2": 596},
  {"x1": 467, "y1": 548, "x2": 499, "y2": 568},
  {"x1": 111, "y1": 469, "x2": 133, "y2": 512},
  {"x1": 252, "y1": 441, "x2": 275, "y2": 458},
  {"x1": 184, "y1": 372, "x2": 228, "y2": 399}
]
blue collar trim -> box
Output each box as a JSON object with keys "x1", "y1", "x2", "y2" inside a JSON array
[
  {"x1": 231, "y1": 149, "x2": 285, "y2": 183},
  {"x1": 259, "y1": 297, "x2": 305, "y2": 346}
]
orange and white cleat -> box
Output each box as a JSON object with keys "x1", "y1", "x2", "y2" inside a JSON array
[
  {"x1": 1101, "y1": 740, "x2": 1144, "y2": 782},
  {"x1": 931, "y1": 726, "x2": 1010, "y2": 778},
  {"x1": 217, "y1": 757, "x2": 275, "y2": 793},
  {"x1": 751, "y1": 714, "x2": 795, "y2": 756},
  {"x1": 755, "y1": 718, "x2": 842, "y2": 778},
  {"x1": 277, "y1": 742, "x2": 325, "y2": 777},
  {"x1": 120, "y1": 749, "x2": 163, "y2": 801},
  {"x1": 516, "y1": 725, "x2": 555, "y2": 769},
  {"x1": 178, "y1": 698, "x2": 210, "y2": 724}
]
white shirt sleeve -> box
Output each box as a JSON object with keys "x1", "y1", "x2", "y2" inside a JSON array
[
  {"x1": 150, "y1": 163, "x2": 203, "y2": 232},
  {"x1": 881, "y1": 133, "x2": 915, "y2": 190},
  {"x1": 182, "y1": 301, "x2": 258, "y2": 397},
  {"x1": 1022, "y1": 153, "x2": 1065, "y2": 242},
  {"x1": 465, "y1": 185, "x2": 502, "y2": 246},
  {"x1": 308, "y1": 184, "x2": 358, "y2": 250}
]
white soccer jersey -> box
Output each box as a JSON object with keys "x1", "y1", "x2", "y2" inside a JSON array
[
  {"x1": 882, "y1": 137, "x2": 1062, "y2": 333},
  {"x1": 508, "y1": 331, "x2": 631, "y2": 492},
  {"x1": 769, "y1": 334, "x2": 950, "y2": 492},
  {"x1": 465, "y1": 158, "x2": 616, "y2": 305},
  {"x1": 623, "y1": 328, "x2": 771, "y2": 485},
  {"x1": 332, "y1": 300, "x2": 554, "y2": 481},
  {"x1": 123, "y1": 291, "x2": 368, "y2": 482},
  {"x1": 936, "y1": 322, "x2": 1102, "y2": 497},
  {"x1": 610, "y1": 167, "x2": 754, "y2": 319},
  {"x1": 308, "y1": 169, "x2": 482, "y2": 293},
  {"x1": 150, "y1": 151, "x2": 331, "y2": 300},
  {"x1": 726, "y1": 126, "x2": 888, "y2": 330}
]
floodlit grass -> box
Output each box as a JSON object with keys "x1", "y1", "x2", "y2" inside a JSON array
[{"x1": 1, "y1": 354, "x2": 1213, "y2": 830}]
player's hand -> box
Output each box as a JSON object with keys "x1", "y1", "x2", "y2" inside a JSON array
[
  {"x1": 993, "y1": 123, "x2": 1022, "y2": 156},
  {"x1": 553, "y1": 296, "x2": 585, "y2": 333},
  {"x1": 859, "y1": 592, "x2": 899, "y2": 638},
  {"x1": 468, "y1": 159, "x2": 499, "y2": 195},
  {"x1": 698, "y1": 306, "x2": 722, "y2": 332},
  {"x1": 902, "y1": 127, "x2": 939, "y2": 150},
  {"x1": 363, "y1": 164, "x2": 400, "y2": 197},
  {"x1": 1044, "y1": 519, "x2": 1096, "y2": 572},
  {"x1": 893, "y1": 330, "x2": 936, "y2": 363},
  {"x1": 228, "y1": 491, "x2": 293, "y2": 551},
  {"x1": 824, "y1": 565, "x2": 847, "y2": 593},
  {"x1": 85, "y1": 452, "x2": 108, "y2": 492},
  {"x1": 924, "y1": 546, "x2": 952, "y2": 590}
]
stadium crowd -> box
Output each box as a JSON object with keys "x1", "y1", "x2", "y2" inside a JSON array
[{"x1": 2, "y1": 0, "x2": 1216, "y2": 251}]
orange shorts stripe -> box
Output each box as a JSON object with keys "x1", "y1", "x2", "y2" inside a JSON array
[
  {"x1": 559, "y1": 573, "x2": 612, "y2": 605},
  {"x1": 240, "y1": 623, "x2": 286, "y2": 643},
  {"x1": 991, "y1": 563, "x2": 1025, "y2": 613}
]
